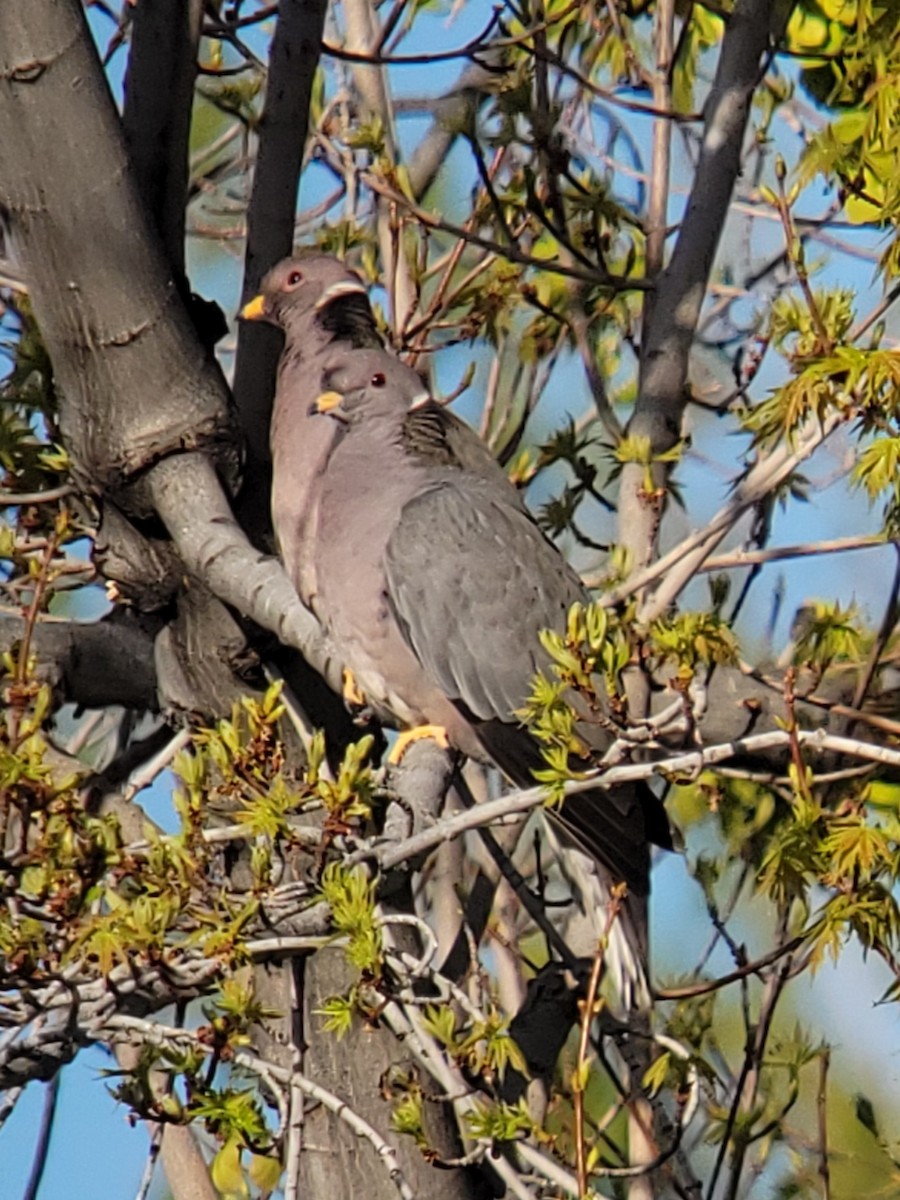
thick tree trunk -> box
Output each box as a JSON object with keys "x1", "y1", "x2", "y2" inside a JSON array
[
  {"x1": 299, "y1": 944, "x2": 488, "y2": 1200},
  {"x1": 0, "y1": 0, "x2": 237, "y2": 508}
]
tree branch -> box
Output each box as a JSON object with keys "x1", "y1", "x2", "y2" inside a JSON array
[
  {"x1": 0, "y1": 608, "x2": 160, "y2": 711},
  {"x1": 145, "y1": 452, "x2": 339, "y2": 692},
  {"x1": 342, "y1": 0, "x2": 416, "y2": 326},
  {"x1": 406, "y1": 60, "x2": 499, "y2": 200},
  {"x1": 233, "y1": 0, "x2": 329, "y2": 465},
  {"x1": 621, "y1": 0, "x2": 788, "y2": 572},
  {"x1": 103, "y1": 1016, "x2": 419, "y2": 1200},
  {"x1": 373, "y1": 726, "x2": 900, "y2": 873},
  {"x1": 610, "y1": 411, "x2": 845, "y2": 620},
  {"x1": 122, "y1": 0, "x2": 203, "y2": 275}
]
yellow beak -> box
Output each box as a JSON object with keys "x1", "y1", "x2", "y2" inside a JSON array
[
  {"x1": 239, "y1": 294, "x2": 267, "y2": 321},
  {"x1": 314, "y1": 390, "x2": 345, "y2": 414}
]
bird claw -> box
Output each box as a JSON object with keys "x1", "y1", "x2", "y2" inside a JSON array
[
  {"x1": 387, "y1": 724, "x2": 450, "y2": 765},
  {"x1": 342, "y1": 669, "x2": 376, "y2": 725}
]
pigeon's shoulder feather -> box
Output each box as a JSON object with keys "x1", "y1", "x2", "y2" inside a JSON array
[{"x1": 400, "y1": 402, "x2": 514, "y2": 492}]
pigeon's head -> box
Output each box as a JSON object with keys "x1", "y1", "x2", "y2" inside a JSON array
[
  {"x1": 240, "y1": 255, "x2": 370, "y2": 333},
  {"x1": 312, "y1": 350, "x2": 429, "y2": 424}
]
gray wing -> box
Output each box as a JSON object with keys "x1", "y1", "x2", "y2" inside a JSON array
[
  {"x1": 384, "y1": 476, "x2": 668, "y2": 911},
  {"x1": 384, "y1": 477, "x2": 585, "y2": 722}
]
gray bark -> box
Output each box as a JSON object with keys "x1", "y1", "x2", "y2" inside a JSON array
[
  {"x1": 299, "y1": 945, "x2": 488, "y2": 1200},
  {"x1": 122, "y1": 0, "x2": 204, "y2": 275},
  {"x1": 0, "y1": 0, "x2": 238, "y2": 508},
  {"x1": 0, "y1": 608, "x2": 160, "y2": 711},
  {"x1": 233, "y1": 0, "x2": 329, "y2": 473},
  {"x1": 621, "y1": 0, "x2": 789, "y2": 573}
]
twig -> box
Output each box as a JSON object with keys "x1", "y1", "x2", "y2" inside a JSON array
[
  {"x1": 404, "y1": 151, "x2": 506, "y2": 355},
  {"x1": 572, "y1": 305, "x2": 625, "y2": 442},
  {"x1": 848, "y1": 278, "x2": 900, "y2": 344},
  {"x1": 377, "y1": 993, "x2": 540, "y2": 1197},
  {"x1": 284, "y1": 967, "x2": 304, "y2": 1200},
  {"x1": 657, "y1": 935, "x2": 805, "y2": 999},
  {"x1": 373, "y1": 726, "x2": 900, "y2": 872},
  {"x1": 13, "y1": 527, "x2": 59, "y2": 692},
  {"x1": 706, "y1": 922, "x2": 793, "y2": 1200},
  {"x1": 377, "y1": 911, "x2": 438, "y2": 977},
  {"x1": 695, "y1": 533, "x2": 884, "y2": 573},
  {"x1": 133, "y1": 1124, "x2": 164, "y2": 1200},
  {"x1": 321, "y1": 3, "x2": 578, "y2": 67},
  {"x1": 574, "y1": 921, "x2": 615, "y2": 1195},
  {"x1": 362, "y1": 170, "x2": 648, "y2": 290},
  {"x1": 343, "y1": 0, "x2": 415, "y2": 326},
  {"x1": 246, "y1": 935, "x2": 336, "y2": 956},
  {"x1": 850, "y1": 542, "x2": 900, "y2": 713},
  {"x1": 472, "y1": 818, "x2": 578, "y2": 970},
  {"x1": 773, "y1": 171, "x2": 832, "y2": 354},
  {"x1": 375, "y1": 0, "x2": 414, "y2": 53},
  {"x1": 21, "y1": 1076, "x2": 59, "y2": 1200},
  {"x1": 610, "y1": 411, "x2": 845, "y2": 620},
  {"x1": 515, "y1": 1141, "x2": 580, "y2": 1196},
  {"x1": 535, "y1": 40, "x2": 701, "y2": 122},
  {"x1": 738, "y1": 660, "x2": 900, "y2": 739},
  {"x1": 99, "y1": 1015, "x2": 418, "y2": 1200},
  {"x1": 0, "y1": 485, "x2": 74, "y2": 506},
  {"x1": 692, "y1": 861, "x2": 752, "y2": 976},
  {"x1": 121, "y1": 728, "x2": 193, "y2": 802},
  {"x1": 645, "y1": 0, "x2": 675, "y2": 283},
  {"x1": 579, "y1": 1029, "x2": 701, "y2": 1181},
  {"x1": 817, "y1": 1048, "x2": 831, "y2": 1200}
]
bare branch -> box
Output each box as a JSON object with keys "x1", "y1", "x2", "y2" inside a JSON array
[
  {"x1": 644, "y1": 0, "x2": 675, "y2": 284},
  {"x1": 622, "y1": 0, "x2": 789, "y2": 572},
  {"x1": 363, "y1": 170, "x2": 647, "y2": 289},
  {"x1": 122, "y1": 0, "x2": 203, "y2": 274},
  {"x1": 697, "y1": 533, "x2": 884, "y2": 572},
  {"x1": 610, "y1": 411, "x2": 846, "y2": 619},
  {"x1": 342, "y1": 0, "x2": 416, "y2": 326},
  {"x1": 101, "y1": 1017, "x2": 419, "y2": 1200},
  {"x1": 21, "y1": 1077, "x2": 58, "y2": 1200},
  {"x1": 233, "y1": 0, "x2": 329, "y2": 464},
  {"x1": 145, "y1": 453, "x2": 338, "y2": 689},
  {"x1": 374, "y1": 725, "x2": 900, "y2": 873},
  {"x1": 818, "y1": 1049, "x2": 832, "y2": 1200},
  {"x1": 406, "y1": 61, "x2": 499, "y2": 200}
]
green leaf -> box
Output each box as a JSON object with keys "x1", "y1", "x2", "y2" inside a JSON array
[
  {"x1": 211, "y1": 1137, "x2": 249, "y2": 1200},
  {"x1": 247, "y1": 1152, "x2": 283, "y2": 1194},
  {"x1": 316, "y1": 993, "x2": 356, "y2": 1038}
]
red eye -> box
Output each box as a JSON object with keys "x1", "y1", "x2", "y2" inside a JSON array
[
  {"x1": 286, "y1": 269, "x2": 304, "y2": 288},
  {"x1": 371, "y1": 372, "x2": 386, "y2": 387}
]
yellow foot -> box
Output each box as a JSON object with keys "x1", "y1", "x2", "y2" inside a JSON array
[
  {"x1": 388, "y1": 724, "x2": 450, "y2": 765},
  {"x1": 342, "y1": 668, "x2": 367, "y2": 710}
]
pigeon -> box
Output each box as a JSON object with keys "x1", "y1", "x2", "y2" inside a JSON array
[
  {"x1": 300, "y1": 346, "x2": 671, "y2": 1005},
  {"x1": 240, "y1": 255, "x2": 382, "y2": 604}
]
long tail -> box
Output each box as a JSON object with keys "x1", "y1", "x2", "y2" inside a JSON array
[{"x1": 545, "y1": 816, "x2": 652, "y2": 1012}]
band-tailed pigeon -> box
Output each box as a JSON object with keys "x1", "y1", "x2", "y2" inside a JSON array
[
  {"x1": 240, "y1": 256, "x2": 382, "y2": 604},
  {"x1": 301, "y1": 346, "x2": 671, "y2": 1003}
]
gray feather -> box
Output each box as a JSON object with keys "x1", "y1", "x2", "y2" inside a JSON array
[
  {"x1": 385, "y1": 479, "x2": 583, "y2": 721},
  {"x1": 268, "y1": 307, "x2": 670, "y2": 1010}
]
